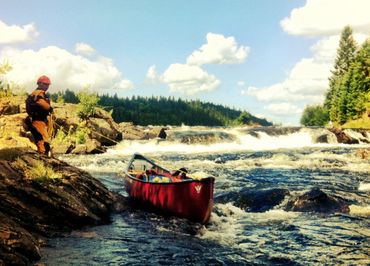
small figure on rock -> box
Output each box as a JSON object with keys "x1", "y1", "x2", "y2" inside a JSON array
[{"x1": 24, "y1": 75, "x2": 54, "y2": 156}]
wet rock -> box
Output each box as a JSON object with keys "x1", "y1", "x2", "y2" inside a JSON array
[
  {"x1": 0, "y1": 148, "x2": 125, "y2": 264},
  {"x1": 285, "y1": 187, "x2": 350, "y2": 214},
  {"x1": 343, "y1": 129, "x2": 370, "y2": 144},
  {"x1": 0, "y1": 213, "x2": 41, "y2": 266},
  {"x1": 329, "y1": 128, "x2": 359, "y2": 144},
  {"x1": 215, "y1": 188, "x2": 290, "y2": 212},
  {"x1": 120, "y1": 123, "x2": 168, "y2": 140},
  {"x1": 214, "y1": 157, "x2": 225, "y2": 164},
  {"x1": 167, "y1": 130, "x2": 236, "y2": 144},
  {"x1": 248, "y1": 126, "x2": 301, "y2": 136},
  {"x1": 355, "y1": 148, "x2": 370, "y2": 160}
]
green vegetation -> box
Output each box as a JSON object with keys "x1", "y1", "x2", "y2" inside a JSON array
[
  {"x1": 300, "y1": 105, "x2": 329, "y2": 126},
  {"x1": 0, "y1": 61, "x2": 13, "y2": 97},
  {"x1": 52, "y1": 121, "x2": 90, "y2": 146},
  {"x1": 51, "y1": 91, "x2": 272, "y2": 126},
  {"x1": 301, "y1": 26, "x2": 370, "y2": 127},
  {"x1": 77, "y1": 89, "x2": 100, "y2": 119},
  {"x1": 233, "y1": 112, "x2": 271, "y2": 126},
  {"x1": 12, "y1": 158, "x2": 62, "y2": 182}
]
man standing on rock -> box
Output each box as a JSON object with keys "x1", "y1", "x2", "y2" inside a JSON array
[{"x1": 25, "y1": 75, "x2": 54, "y2": 156}]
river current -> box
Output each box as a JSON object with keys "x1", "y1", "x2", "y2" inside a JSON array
[{"x1": 41, "y1": 127, "x2": 369, "y2": 265}]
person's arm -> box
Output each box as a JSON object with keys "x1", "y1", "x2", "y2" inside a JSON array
[{"x1": 35, "y1": 93, "x2": 51, "y2": 112}]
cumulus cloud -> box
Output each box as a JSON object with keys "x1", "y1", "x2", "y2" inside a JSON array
[
  {"x1": 281, "y1": 0, "x2": 370, "y2": 36},
  {"x1": 75, "y1": 42, "x2": 96, "y2": 56},
  {"x1": 186, "y1": 33, "x2": 249, "y2": 65},
  {"x1": 145, "y1": 65, "x2": 160, "y2": 84},
  {"x1": 161, "y1": 63, "x2": 220, "y2": 95},
  {"x1": 264, "y1": 103, "x2": 303, "y2": 116},
  {"x1": 247, "y1": 33, "x2": 368, "y2": 104},
  {"x1": 247, "y1": 57, "x2": 331, "y2": 103},
  {"x1": 0, "y1": 46, "x2": 133, "y2": 92},
  {"x1": 0, "y1": 20, "x2": 39, "y2": 44}
]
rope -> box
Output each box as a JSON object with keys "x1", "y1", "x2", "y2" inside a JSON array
[
  {"x1": 52, "y1": 120, "x2": 116, "y2": 154},
  {"x1": 54, "y1": 119, "x2": 120, "y2": 144}
]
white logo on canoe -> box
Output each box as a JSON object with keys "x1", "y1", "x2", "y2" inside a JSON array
[{"x1": 195, "y1": 185, "x2": 202, "y2": 194}]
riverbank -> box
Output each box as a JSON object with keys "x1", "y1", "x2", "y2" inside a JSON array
[
  {"x1": 0, "y1": 148, "x2": 127, "y2": 265},
  {"x1": 0, "y1": 95, "x2": 167, "y2": 155}
]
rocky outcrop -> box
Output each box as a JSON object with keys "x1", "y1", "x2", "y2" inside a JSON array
[
  {"x1": 119, "y1": 122, "x2": 167, "y2": 140},
  {"x1": 215, "y1": 188, "x2": 290, "y2": 212},
  {"x1": 285, "y1": 187, "x2": 349, "y2": 214},
  {"x1": 329, "y1": 128, "x2": 370, "y2": 144},
  {"x1": 0, "y1": 148, "x2": 125, "y2": 265},
  {"x1": 166, "y1": 130, "x2": 236, "y2": 144},
  {"x1": 0, "y1": 97, "x2": 168, "y2": 154}
]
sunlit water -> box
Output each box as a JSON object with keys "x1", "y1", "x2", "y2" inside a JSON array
[{"x1": 41, "y1": 129, "x2": 370, "y2": 265}]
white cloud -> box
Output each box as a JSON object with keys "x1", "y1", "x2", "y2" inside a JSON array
[
  {"x1": 75, "y1": 42, "x2": 96, "y2": 56},
  {"x1": 161, "y1": 63, "x2": 220, "y2": 95},
  {"x1": 0, "y1": 46, "x2": 133, "y2": 92},
  {"x1": 281, "y1": 0, "x2": 370, "y2": 36},
  {"x1": 247, "y1": 33, "x2": 368, "y2": 103},
  {"x1": 237, "y1": 81, "x2": 245, "y2": 86},
  {"x1": 264, "y1": 103, "x2": 303, "y2": 116},
  {"x1": 145, "y1": 65, "x2": 160, "y2": 84},
  {"x1": 186, "y1": 33, "x2": 250, "y2": 65},
  {"x1": 0, "y1": 20, "x2": 39, "y2": 44},
  {"x1": 247, "y1": 57, "x2": 331, "y2": 103}
]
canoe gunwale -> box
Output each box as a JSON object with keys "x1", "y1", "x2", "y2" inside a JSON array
[{"x1": 124, "y1": 152, "x2": 215, "y2": 184}]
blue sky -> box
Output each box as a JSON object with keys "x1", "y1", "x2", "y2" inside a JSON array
[{"x1": 0, "y1": 0, "x2": 369, "y2": 125}]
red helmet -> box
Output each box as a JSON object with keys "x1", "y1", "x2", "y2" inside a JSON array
[{"x1": 37, "y1": 75, "x2": 51, "y2": 85}]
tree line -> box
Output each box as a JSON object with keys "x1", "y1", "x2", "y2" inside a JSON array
[
  {"x1": 300, "y1": 26, "x2": 370, "y2": 126},
  {"x1": 51, "y1": 91, "x2": 272, "y2": 126}
]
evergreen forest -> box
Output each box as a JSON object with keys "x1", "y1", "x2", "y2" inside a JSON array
[
  {"x1": 300, "y1": 26, "x2": 370, "y2": 127},
  {"x1": 51, "y1": 91, "x2": 272, "y2": 127}
]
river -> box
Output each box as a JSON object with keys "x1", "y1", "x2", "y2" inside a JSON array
[{"x1": 40, "y1": 127, "x2": 369, "y2": 265}]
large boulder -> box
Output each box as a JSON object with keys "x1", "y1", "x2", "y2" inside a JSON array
[
  {"x1": 0, "y1": 96, "x2": 24, "y2": 116},
  {"x1": 0, "y1": 148, "x2": 126, "y2": 265},
  {"x1": 215, "y1": 188, "x2": 290, "y2": 212},
  {"x1": 330, "y1": 128, "x2": 370, "y2": 144},
  {"x1": 285, "y1": 187, "x2": 350, "y2": 214},
  {"x1": 0, "y1": 99, "x2": 124, "y2": 154},
  {"x1": 119, "y1": 123, "x2": 167, "y2": 140}
]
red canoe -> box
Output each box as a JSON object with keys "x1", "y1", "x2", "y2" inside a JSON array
[{"x1": 124, "y1": 153, "x2": 215, "y2": 224}]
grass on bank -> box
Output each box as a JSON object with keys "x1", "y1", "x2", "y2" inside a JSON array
[
  {"x1": 12, "y1": 158, "x2": 62, "y2": 182},
  {"x1": 342, "y1": 112, "x2": 370, "y2": 129}
]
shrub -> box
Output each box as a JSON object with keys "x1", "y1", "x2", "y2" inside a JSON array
[
  {"x1": 77, "y1": 89, "x2": 99, "y2": 119},
  {"x1": 52, "y1": 122, "x2": 90, "y2": 145},
  {"x1": 300, "y1": 105, "x2": 330, "y2": 126}
]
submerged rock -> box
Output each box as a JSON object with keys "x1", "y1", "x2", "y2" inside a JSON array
[
  {"x1": 355, "y1": 148, "x2": 370, "y2": 160},
  {"x1": 285, "y1": 187, "x2": 349, "y2": 214},
  {"x1": 0, "y1": 148, "x2": 125, "y2": 265},
  {"x1": 215, "y1": 188, "x2": 290, "y2": 212}
]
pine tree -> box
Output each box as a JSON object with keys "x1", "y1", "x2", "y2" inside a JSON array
[
  {"x1": 345, "y1": 39, "x2": 370, "y2": 119},
  {"x1": 325, "y1": 26, "x2": 358, "y2": 122}
]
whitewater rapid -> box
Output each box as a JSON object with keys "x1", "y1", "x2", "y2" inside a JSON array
[{"x1": 48, "y1": 127, "x2": 369, "y2": 265}]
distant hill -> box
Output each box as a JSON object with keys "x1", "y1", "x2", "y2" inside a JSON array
[{"x1": 51, "y1": 90, "x2": 272, "y2": 126}]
